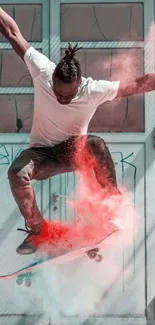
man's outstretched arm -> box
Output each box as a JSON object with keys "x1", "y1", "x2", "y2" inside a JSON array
[
  {"x1": 0, "y1": 7, "x2": 30, "y2": 60},
  {"x1": 117, "y1": 73, "x2": 155, "y2": 98}
]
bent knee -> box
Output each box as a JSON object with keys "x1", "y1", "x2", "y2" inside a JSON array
[
  {"x1": 8, "y1": 161, "x2": 29, "y2": 181},
  {"x1": 8, "y1": 163, "x2": 20, "y2": 180},
  {"x1": 8, "y1": 149, "x2": 34, "y2": 182},
  {"x1": 86, "y1": 136, "x2": 106, "y2": 154}
]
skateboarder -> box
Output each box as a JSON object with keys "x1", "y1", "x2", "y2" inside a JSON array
[{"x1": 0, "y1": 7, "x2": 154, "y2": 255}]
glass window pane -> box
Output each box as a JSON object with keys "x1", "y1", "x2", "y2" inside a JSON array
[
  {"x1": 0, "y1": 95, "x2": 33, "y2": 133},
  {"x1": 61, "y1": 3, "x2": 144, "y2": 41},
  {"x1": 62, "y1": 48, "x2": 144, "y2": 132},
  {"x1": 89, "y1": 95, "x2": 144, "y2": 132},
  {"x1": 0, "y1": 4, "x2": 42, "y2": 42},
  {"x1": 72, "y1": 48, "x2": 144, "y2": 80},
  {"x1": 0, "y1": 49, "x2": 41, "y2": 87}
]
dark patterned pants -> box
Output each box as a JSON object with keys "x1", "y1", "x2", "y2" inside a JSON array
[{"x1": 8, "y1": 135, "x2": 118, "y2": 230}]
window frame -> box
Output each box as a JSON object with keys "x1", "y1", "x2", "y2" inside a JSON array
[
  {"x1": 50, "y1": 0, "x2": 155, "y2": 144},
  {"x1": 0, "y1": 0, "x2": 50, "y2": 95}
]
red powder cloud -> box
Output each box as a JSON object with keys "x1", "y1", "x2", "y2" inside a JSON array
[{"x1": 34, "y1": 137, "x2": 140, "y2": 257}]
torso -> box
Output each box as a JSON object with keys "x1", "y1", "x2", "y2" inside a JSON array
[{"x1": 30, "y1": 65, "x2": 97, "y2": 147}]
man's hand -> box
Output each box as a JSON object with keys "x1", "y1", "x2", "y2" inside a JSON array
[{"x1": 0, "y1": 7, "x2": 30, "y2": 60}]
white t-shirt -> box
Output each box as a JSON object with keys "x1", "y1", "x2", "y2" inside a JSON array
[{"x1": 24, "y1": 47, "x2": 120, "y2": 147}]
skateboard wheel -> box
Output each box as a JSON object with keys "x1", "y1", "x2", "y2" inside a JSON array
[
  {"x1": 25, "y1": 272, "x2": 32, "y2": 279},
  {"x1": 24, "y1": 272, "x2": 32, "y2": 286},
  {"x1": 95, "y1": 254, "x2": 103, "y2": 262},
  {"x1": 16, "y1": 276, "x2": 23, "y2": 285},
  {"x1": 25, "y1": 280, "x2": 32, "y2": 287},
  {"x1": 87, "y1": 250, "x2": 97, "y2": 259},
  {"x1": 87, "y1": 247, "x2": 99, "y2": 258}
]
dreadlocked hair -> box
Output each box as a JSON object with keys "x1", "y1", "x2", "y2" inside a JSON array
[{"x1": 54, "y1": 43, "x2": 82, "y2": 83}]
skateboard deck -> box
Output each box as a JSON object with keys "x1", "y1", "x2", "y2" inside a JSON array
[{"x1": 0, "y1": 228, "x2": 118, "y2": 287}]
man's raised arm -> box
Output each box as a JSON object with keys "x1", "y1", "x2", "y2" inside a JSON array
[{"x1": 0, "y1": 7, "x2": 30, "y2": 60}]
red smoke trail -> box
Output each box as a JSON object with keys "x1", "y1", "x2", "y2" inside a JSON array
[{"x1": 33, "y1": 137, "x2": 138, "y2": 255}]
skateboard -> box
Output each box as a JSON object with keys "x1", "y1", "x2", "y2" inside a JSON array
[{"x1": 0, "y1": 229, "x2": 118, "y2": 287}]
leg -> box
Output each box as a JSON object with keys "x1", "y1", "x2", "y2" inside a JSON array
[
  {"x1": 8, "y1": 139, "x2": 75, "y2": 254},
  {"x1": 78, "y1": 135, "x2": 119, "y2": 195},
  {"x1": 8, "y1": 148, "x2": 45, "y2": 231}
]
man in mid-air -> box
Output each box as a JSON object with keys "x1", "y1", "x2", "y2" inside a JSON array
[{"x1": 0, "y1": 7, "x2": 154, "y2": 255}]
